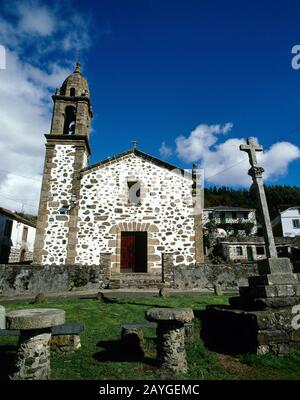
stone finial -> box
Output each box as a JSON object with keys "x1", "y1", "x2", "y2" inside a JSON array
[{"x1": 74, "y1": 61, "x2": 81, "y2": 74}]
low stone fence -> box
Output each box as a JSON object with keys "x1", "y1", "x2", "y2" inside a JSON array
[
  {"x1": 0, "y1": 254, "x2": 111, "y2": 297},
  {"x1": 161, "y1": 254, "x2": 259, "y2": 291}
]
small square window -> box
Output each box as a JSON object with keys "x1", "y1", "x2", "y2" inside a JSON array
[
  {"x1": 293, "y1": 219, "x2": 300, "y2": 229},
  {"x1": 236, "y1": 246, "x2": 243, "y2": 256},
  {"x1": 256, "y1": 246, "x2": 265, "y2": 255},
  {"x1": 127, "y1": 181, "x2": 141, "y2": 204}
]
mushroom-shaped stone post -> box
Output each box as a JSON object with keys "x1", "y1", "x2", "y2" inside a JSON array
[
  {"x1": 145, "y1": 307, "x2": 194, "y2": 376},
  {"x1": 6, "y1": 308, "x2": 65, "y2": 380}
]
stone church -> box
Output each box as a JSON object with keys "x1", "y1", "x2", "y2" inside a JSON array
[{"x1": 33, "y1": 62, "x2": 204, "y2": 276}]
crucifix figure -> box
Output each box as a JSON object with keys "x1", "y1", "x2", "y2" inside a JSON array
[{"x1": 240, "y1": 137, "x2": 277, "y2": 259}]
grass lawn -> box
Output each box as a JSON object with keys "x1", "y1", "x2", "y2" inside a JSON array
[{"x1": 1, "y1": 293, "x2": 300, "y2": 380}]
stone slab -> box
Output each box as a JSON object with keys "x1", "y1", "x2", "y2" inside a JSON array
[
  {"x1": 247, "y1": 283, "x2": 300, "y2": 298},
  {"x1": 248, "y1": 273, "x2": 300, "y2": 287},
  {"x1": 201, "y1": 304, "x2": 300, "y2": 355},
  {"x1": 6, "y1": 308, "x2": 65, "y2": 330},
  {"x1": 230, "y1": 295, "x2": 300, "y2": 310},
  {"x1": 257, "y1": 330, "x2": 289, "y2": 344},
  {"x1": 257, "y1": 258, "x2": 293, "y2": 275},
  {"x1": 146, "y1": 307, "x2": 194, "y2": 324}
]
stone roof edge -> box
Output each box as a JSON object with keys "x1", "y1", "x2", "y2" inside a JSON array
[
  {"x1": 80, "y1": 148, "x2": 193, "y2": 179},
  {"x1": 0, "y1": 207, "x2": 36, "y2": 228}
]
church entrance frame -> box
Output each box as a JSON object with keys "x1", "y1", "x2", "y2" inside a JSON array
[
  {"x1": 120, "y1": 231, "x2": 147, "y2": 273},
  {"x1": 109, "y1": 222, "x2": 159, "y2": 274}
]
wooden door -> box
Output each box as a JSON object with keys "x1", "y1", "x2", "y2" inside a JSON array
[
  {"x1": 247, "y1": 246, "x2": 253, "y2": 262},
  {"x1": 121, "y1": 233, "x2": 135, "y2": 272},
  {"x1": 120, "y1": 232, "x2": 147, "y2": 272}
]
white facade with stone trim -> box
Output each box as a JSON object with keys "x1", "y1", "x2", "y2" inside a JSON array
[{"x1": 74, "y1": 152, "x2": 196, "y2": 271}]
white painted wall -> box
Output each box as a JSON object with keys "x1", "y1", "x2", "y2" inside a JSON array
[{"x1": 280, "y1": 208, "x2": 300, "y2": 237}]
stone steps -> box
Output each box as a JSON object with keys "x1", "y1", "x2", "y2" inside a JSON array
[{"x1": 109, "y1": 273, "x2": 163, "y2": 289}]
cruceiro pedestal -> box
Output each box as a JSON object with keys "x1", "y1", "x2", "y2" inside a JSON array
[
  {"x1": 6, "y1": 308, "x2": 65, "y2": 380},
  {"x1": 146, "y1": 308, "x2": 194, "y2": 375},
  {"x1": 201, "y1": 138, "x2": 300, "y2": 355}
]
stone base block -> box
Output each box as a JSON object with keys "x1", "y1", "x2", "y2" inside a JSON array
[
  {"x1": 249, "y1": 273, "x2": 300, "y2": 287},
  {"x1": 10, "y1": 331, "x2": 51, "y2": 380},
  {"x1": 50, "y1": 334, "x2": 81, "y2": 354},
  {"x1": 240, "y1": 283, "x2": 300, "y2": 299},
  {"x1": 201, "y1": 305, "x2": 300, "y2": 355},
  {"x1": 230, "y1": 295, "x2": 300, "y2": 310},
  {"x1": 257, "y1": 258, "x2": 293, "y2": 275}
]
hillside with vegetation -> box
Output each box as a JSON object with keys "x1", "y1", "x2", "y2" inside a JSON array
[{"x1": 204, "y1": 185, "x2": 300, "y2": 221}]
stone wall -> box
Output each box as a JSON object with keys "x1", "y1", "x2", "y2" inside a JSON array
[
  {"x1": 172, "y1": 263, "x2": 259, "y2": 291},
  {"x1": 0, "y1": 262, "x2": 110, "y2": 296}
]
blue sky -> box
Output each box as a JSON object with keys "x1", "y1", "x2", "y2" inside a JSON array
[{"x1": 0, "y1": 0, "x2": 300, "y2": 213}]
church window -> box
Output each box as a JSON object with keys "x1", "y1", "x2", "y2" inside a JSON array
[
  {"x1": 63, "y1": 106, "x2": 76, "y2": 135},
  {"x1": 127, "y1": 181, "x2": 141, "y2": 204},
  {"x1": 70, "y1": 88, "x2": 76, "y2": 96}
]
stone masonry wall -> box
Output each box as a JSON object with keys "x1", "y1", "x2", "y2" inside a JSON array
[
  {"x1": 42, "y1": 144, "x2": 76, "y2": 264},
  {"x1": 173, "y1": 263, "x2": 259, "y2": 290},
  {"x1": 0, "y1": 263, "x2": 110, "y2": 296},
  {"x1": 76, "y1": 154, "x2": 196, "y2": 271}
]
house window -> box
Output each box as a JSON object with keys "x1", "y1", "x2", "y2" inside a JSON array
[
  {"x1": 292, "y1": 219, "x2": 300, "y2": 229},
  {"x1": 256, "y1": 246, "x2": 265, "y2": 255},
  {"x1": 236, "y1": 246, "x2": 243, "y2": 256},
  {"x1": 4, "y1": 220, "x2": 13, "y2": 238},
  {"x1": 243, "y1": 212, "x2": 249, "y2": 219},
  {"x1": 22, "y1": 226, "x2": 28, "y2": 241},
  {"x1": 127, "y1": 181, "x2": 141, "y2": 204},
  {"x1": 232, "y1": 212, "x2": 237, "y2": 220}
]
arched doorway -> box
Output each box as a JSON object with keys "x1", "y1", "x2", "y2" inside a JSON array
[{"x1": 20, "y1": 249, "x2": 26, "y2": 262}]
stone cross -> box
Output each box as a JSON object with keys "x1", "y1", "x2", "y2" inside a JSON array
[
  {"x1": 240, "y1": 137, "x2": 277, "y2": 259},
  {"x1": 240, "y1": 137, "x2": 263, "y2": 167},
  {"x1": 131, "y1": 140, "x2": 137, "y2": 150}
]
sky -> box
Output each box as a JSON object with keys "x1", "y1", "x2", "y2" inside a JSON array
[{"x1": 0, "y1": 0, "x2": 300, "y2": 214}]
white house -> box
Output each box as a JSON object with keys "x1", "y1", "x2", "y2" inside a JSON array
[
  {"x1": 203, "y1": 206, "x2": 258, "y2": 235},
  {"x1": 272, "y1": 207, "x2": 300, "y2": 237},
  {"x1": 0, "y1": 207, "x2": 36, "y2": 263}
]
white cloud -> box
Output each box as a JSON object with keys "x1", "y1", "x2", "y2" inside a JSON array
[
  {"x1": 18, "y1": 3, "x2": 55, "y2": 36},
  {"x1": 159, "y1": 141, "x2": 173, "y2": 158},
  {"x1": 173, "y1": 124, "x2": 300, "y2": 186},
  {"x1": 175, "y1": 123, "x2": 233, "y2": 163},
  {"x1": 0, "y1": 0, "x2": 93, "y2": 214}
]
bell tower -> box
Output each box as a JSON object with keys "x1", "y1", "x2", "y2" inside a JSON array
[{"x1": 33, "y1": 61, "x2": 93, "y2": 265}]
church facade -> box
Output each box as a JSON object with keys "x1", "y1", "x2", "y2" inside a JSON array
[{"x1": 33, "y1": 63, "x2": 204, "y2": 274}]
